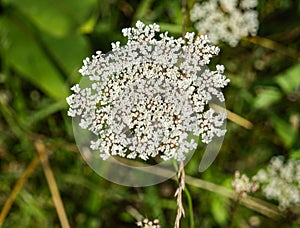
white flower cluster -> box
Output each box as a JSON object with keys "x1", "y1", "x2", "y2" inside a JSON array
[
  {"x1": 232, "y1": 170, "x2": 259, "y2": 197},
  {"x1": 67, "y1": 21, "x2": 229, "y2": 161},
  {"x1": 137, "y1": 218, "x2": 160, "y2": 228},
  {"x1": 190, "y1": 0, "x2": 259, "y2": 46},
  {"x1": 256, "y1": 156, "x2": 300, "y2": 210}
]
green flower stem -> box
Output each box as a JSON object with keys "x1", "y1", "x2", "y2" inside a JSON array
[{"x1": 184, "y1": 187, "x2": 194, "y2": 228}]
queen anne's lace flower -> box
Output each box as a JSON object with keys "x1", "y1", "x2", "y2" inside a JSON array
[
  {"x1": 256, "y1": 156, "x2": 300, "y2": 210},
  {"x1": 137, "y1": 218, "x2": 161, "y2": 228},
  {"x1": 67, "y1": 21, "x2": 229, "y2": 161},
  {"x1": 190, "y1": 0, "x2": 259, "y2": 47},
  {"x1": 232, "y1": 170, "x2": 259, "y2": 197}
]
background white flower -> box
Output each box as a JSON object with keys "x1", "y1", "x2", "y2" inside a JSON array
[
  {"x1": 256, "y1": 156, "x2": 300, "y2": 210},
  {"x1": 137, "y1": 218, "x2": 161, "y2": 228},
  {"x1": 67, "y1": 21, "x2": 229, "y2": 161},
  {"x1": 190, "y1": 0, "x2": 259, "y2": 47},
  {"x1": 232, "y1": 170, "x2": 259, "y2": 197}
]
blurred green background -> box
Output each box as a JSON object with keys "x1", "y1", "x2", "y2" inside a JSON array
[{"x1": 0, "y1": 0, "x2": 299, "y2": 227}]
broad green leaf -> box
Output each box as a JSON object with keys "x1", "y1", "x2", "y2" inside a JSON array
[
  {"x1": 6, "y1": 0, "x2": 97, "y2": 37},
  {"x1": 6, "y1": 0, "x2": 73, "y2": 37},
  {"x1": 290, "y1": 149, "x2": 300, "y2": 160},
  {"x1": 276, "y1": 63, "x2": 300, "y2": 94},
  {"x1": 49, "y1": 0, "x2": 97, "y2": 25},
  {"x1": 40, "y1": 33, "x2": 90, "y2": 82},
  {"x1": 270, "y1": 115, "x2": 297, "y2": 148},
  {"x1": 253, "y1": 87, "x2": 282, "y2": 109},
  {"x1": 0, "y1": 18, "x2": 69, "y2": 100},
  {"x1": 211, "y1": 196, "x2": 228, "y2": 225}
]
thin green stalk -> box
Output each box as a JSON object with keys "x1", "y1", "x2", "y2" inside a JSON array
[{"x1": 184, "y1": 187, "x2": 194, "y2": 228}]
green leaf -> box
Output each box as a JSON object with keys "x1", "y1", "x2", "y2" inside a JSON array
[
  {"x1": 290, "y1": 149, "x2": 300, "y2": 160},
  {"x1": 40, "y1": 33, "x2": 90, "y2": 82},
  {"x1": 270, "y1": 115, "x2": 297, "y2": 148},
  {"x1": 276, "y1": 63, "x2": 300, "y2": 94},
  {"x1": 6, "y1": 0, "x2": 97, "y2": 36},
  {"x1": 49, "y1": 0, "x2": 97, "y2": 25},
  {"x1": 0, "y1": 18, "x2": 69, "y2": 100},
  {"x1": 253, "y1": 87, "x2": 282, "y2": 109},
  {"x1": 6, "y1": 0, "x2": 73, "y2": 37},
  {"x1": 211, "y1": 196, "x2": 228, "y2": 225}
]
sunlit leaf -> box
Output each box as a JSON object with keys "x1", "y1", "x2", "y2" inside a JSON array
[
  {"x1": 276, "y1": 63, "x2": 300, "y2": 94},
  {"x1": 253, "y1": 87, "x2": 282, "y2": 109},
  {"x1": 5, "y1": 0, "x2": 97, "y2": 37},
  {"x1": 290, "y1": 149, "x2": 300, "y2": 160},
  {"x1": 0, "y1": 18, "x2": 69, "y2": 100},
  {"x1": 40, "y1": 33, "x2": 90, "y2": 82},
  {"x1": 211, "y1": 196, "x2": 228, "y2": 225},
  {"x1": 50, "y1": 0, "x2": 97, "y2": 25},
  {"x1": 78, "y1": 15, "x2": 98, "y2": 34},
  {"x1": 6, "y1": 0, "x2": 73, "y2": 37},
  {"x1": 271, "y1": 115, "x2": 297, "y2": 148}
]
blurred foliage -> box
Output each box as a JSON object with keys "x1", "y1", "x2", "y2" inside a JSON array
[{"x1": 0, "y1": 0, "x2": 300, "y2": 227}]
